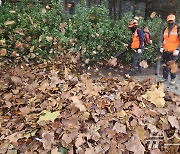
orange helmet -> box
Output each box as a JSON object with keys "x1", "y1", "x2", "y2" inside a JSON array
[
  {"x1": 128, "y1": 20, "x2": 138, "y2": 28},
  {"x1": 167, "y1": 14, "x2": 175, "y2": 22}
]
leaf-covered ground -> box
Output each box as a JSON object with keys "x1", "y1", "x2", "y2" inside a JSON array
[{"x1": 0, "y1": 52, "x2": 180, "y2": 154}]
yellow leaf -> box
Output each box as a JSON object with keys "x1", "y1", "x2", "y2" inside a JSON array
[
  {"x1": 37, "y1": 110, "x2": 60, "y2": 123},
  {"x1": 9, "y1": 10, "x2": 16, "y2": 13},
  {"x1": 24, "y1": 129, "x2": 38, "y2": 139},
  {"x1": 46, "y1": 5, "x2": 51, "y2": 9},
  {"x1": 4, "y1": 20, "x2": 15, "y2": 25},
  {"x1": 142, "y1": 84, "x2": 165, "y2": 108}
]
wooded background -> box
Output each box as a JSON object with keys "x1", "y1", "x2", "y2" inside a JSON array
[
  {"x1": 64, "y1": 0, "x2": 180, "y2": 20},
  {"x1": 2, "y1": 0, "x2": 180, "y2": 20}
]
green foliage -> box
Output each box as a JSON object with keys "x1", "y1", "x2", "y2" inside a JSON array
[
  {"x1": 0, "y1": 1, "x2": 165, "y2": 65},
  {"x1": 67, "y1": 5, "x2": 164, "y2": 64},
  {"x1": 67, "y1": 5, "x2": 134, "y2": 63},
  {"x1": 0, "y1": 0, "x2": 68, "y2": 62}
]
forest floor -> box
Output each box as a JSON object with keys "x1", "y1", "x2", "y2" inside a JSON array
[{"x1": 0, "y1": 56, "x2": 180, "y2": 153}]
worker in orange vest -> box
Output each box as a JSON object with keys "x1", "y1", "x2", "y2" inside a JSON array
[
  {"x1": 159, "y1": 14, "x2": 180, "y2": 85},
  {"x1": 127, "y1": 20, "x2": 144, "y2": 75}
]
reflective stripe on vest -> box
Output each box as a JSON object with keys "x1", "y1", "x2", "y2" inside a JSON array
[
  {"x1": 163, "y1": 25, "x2": 179, "y2": 52},
  {"x1": 131, "y1": 29, "x2": 143, "y2": 49}
]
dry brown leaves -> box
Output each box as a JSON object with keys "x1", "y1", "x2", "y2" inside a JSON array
[
  {"x1": 108, "y1": 57, "x2": 117, "y2": 66},
  {"x1": 0, "y1": 52, "x2": 180, "y2": 153},
  {"x1": 167, "y1": 60, "x2": 179, "y2": 73},
  {"x1": 140, "y1": 60, "x2": 148, "y2": 69}
]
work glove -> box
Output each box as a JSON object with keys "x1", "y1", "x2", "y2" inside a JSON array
[
  {"x1": 160, "y1": 47, "x2": 164, "y2": 53},
  {"x1": 173, "y1": 50, "x2": 179, "y2": 56},
  {"x1": 137, "y1": 49, "x2": 142, "y2": 54}
]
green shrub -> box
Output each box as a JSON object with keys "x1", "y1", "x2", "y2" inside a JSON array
[
  {"x1": 0, "y1": 1, "x2": 166, "y2": 65},
  {"x1": 0, "y1": 0, "x2": 68, "y2": 62}
]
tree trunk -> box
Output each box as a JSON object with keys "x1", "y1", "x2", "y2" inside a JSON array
[
  {"x1": 132, "y1": 0, "x2": 137, "y2": 17},
  {"x1": 118, "y1": 0, "x2": 123, "y2": 19}
]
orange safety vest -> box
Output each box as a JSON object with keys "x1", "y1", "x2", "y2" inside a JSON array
[
  {"x1": 131, "y1": 28, "x2": 144, "y2": 49},
  {"x1": 163, "y1": 25, "x2": 179, "y2": 52}
]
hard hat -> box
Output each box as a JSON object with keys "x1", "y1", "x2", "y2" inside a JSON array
[
  {"x1": 167, "y1": 14, "x2": 175, "y2": 22},
  {"x1": 128, "y1": 20, "x2": 138, "y2": 28}
]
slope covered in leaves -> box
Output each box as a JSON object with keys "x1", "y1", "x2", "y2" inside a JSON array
[{"x1": 0, "y1": 53, "x2": 180, "y2": 154}]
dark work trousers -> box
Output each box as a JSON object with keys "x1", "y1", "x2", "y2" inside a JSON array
[
  {"x1": 162, "y1": 51, "x2": 177, "y2": 80},
  {"x1": 131, "y1": 51, "x2": 142, "y2": 73}
]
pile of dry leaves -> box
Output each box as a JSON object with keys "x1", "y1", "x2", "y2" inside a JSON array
[{"x1": 0, "y1": 52, "x2": 180, "y2": 154}]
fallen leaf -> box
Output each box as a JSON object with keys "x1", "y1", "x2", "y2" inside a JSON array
[
  {"x1": 140, "y1": 60, "x2": 148, "y2": 68},
  {"x1": 131, "y1": 104, "x2": 143, "y2": 117},
  {"x1": 46, "y1": 36, "x2": 53, "y2": 42},
  {"x1": 41, "y1": 132, "x2": 54, "y2": 150},
  {"x1": 9, "y1": 10, "x2": 16, "y2": 13},
  {"x1": 168, "y1": 116, "x2": 179, "y2": 129},
  {"x1": 0, "y1": 48, "x2": 7, "y2": 56},
  {"x1": 75, "y1": 134, "x2": 85, "y2": 147},
  {"x1": 30, "y1": 46, "x2": 34, "y2": 53},
  {"x1": 150, "y1": 12, "x2": 156, "y2": 18},
  {"x1": 135, "y1": 126, "x2": 148, "y2": 141},
  {"x1": 142, "y1": 84, "x2": 165, "y2": 108},
  {"x1": 14, "y1": 28, "x2": 25, "y2": 35},
  {"x1": 108, "y1": 57, "x2": 117, "y2": 66},
  {"x1": 42, "y1": 8, "x2": 47, "y2": 14},
  {"x1": 37, "y1": 110, "x2": 60, "y2": 123},
  {"x1": 4, "y1": 20, "x2": 15, "y2": 25},
  {"x1": 60, "y1": 23, "x2": 66, "y2": 29},
  {"x1": 117, "y1": 109, "x2": 127, "y2": 118},
  {"x1": 10, "y1": 76, "x2": 22, "y2": 85},
  {"x1": 168, "y1": 62, "x2": 179, "y2": 73},
  {"x1": 0, "y1": 141, "x2": 9, "y2": 154},
  {"x1": 39, "y1": 81, "x2": 49, "y2": 92},
  {"x1": 19, "y1": 107, "x2": 31, "y2": 115},
  {"x1": 70, "y1": 96, "x2": 86, "y2": 111},
  {"x1": 11, "y1": 51, "x2": 19, "y2": 57},
  {"x1": 24, "y1": 129, "x2": 38, "y2": 139},
  {"x1": 6, "y1": 132, "x2": 23, "y2": 143},
  {"x1": 113, "y1": 122, "x2": 127, "y2": 134},
  {"x1": 62, "y1": 133, "x2": 72, "y2": 145},
  {"x1": 125, "y1": 135, "x2": 145, "y2": 154},
  {"x1": 15, "y1": 41, "x2": 23, "y2": 49},
  {"x1": 85, "y1": 147, "x2": 96, "y2": 154},
  {"x1": 46, "y1": 5, "x2": 50, "y2": 9},
  {"x1": 3, "y1": 93, "x2": 13, "y2": 101},
  {"x1": 28, "y1": 16, "x2": 34, "y2": 25},
  {"x1": 51, "y1": 147, "x2": 61, "y2": 154},
  {"x1": 85, "y1": 59, "x2": 90, "y2": 64}
]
